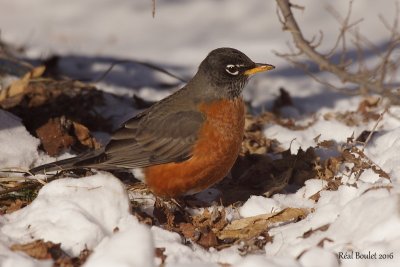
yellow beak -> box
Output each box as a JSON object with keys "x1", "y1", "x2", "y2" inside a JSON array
[{"x1": 244, "y1": 63, "x2": 275, "y2": 76}]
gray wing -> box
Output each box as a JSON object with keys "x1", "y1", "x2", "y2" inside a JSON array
[{"x1": 92, "y1": 109, "x2": 205, "y2": 169}]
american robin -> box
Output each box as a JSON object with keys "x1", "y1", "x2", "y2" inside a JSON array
[{"x1": 30, "y1": 47, "x2": 275, "y2": 198}]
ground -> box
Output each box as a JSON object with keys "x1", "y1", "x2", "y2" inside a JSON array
[{"x1": 0, "y1": 1, "x2": 400, "y2": 267}]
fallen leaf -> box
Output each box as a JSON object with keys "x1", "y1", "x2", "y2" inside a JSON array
[
  {"x1": 179, "y1": 223, "x2": 198, "y2": 241},
  {"x1": 218, "y1": 208, "x2": 307, "y2": 240},
  {"x1": 316, "y1": 237, "x2": 334, "y2": 248},
  {"x1": 36, "y1": 117, "x2": 101, "y2": 156},
  {"x1": 302, "y1": 224, "x2": 330, "y2": 238},
  {"x1": 73, "y1": 121, "x2": 101, "y2": 149},
  {"x1": 371, "y1": 165, "x2": 390, "y2": 179},
  {"x1": 155, "y1": 247, "x2": 167, "y2": 265},
  {"x1": 357, "y1": 96, "x2": 380, "y2": 113},
  {"x1": 11, "y1": 240, "x2": 58, "y2": 260},
  {"x1": 0, "y1": 66, "x2": 46, "y2": 108},
  {"x1": 36, "y1": 117, "x2": 75, "y2": 156},
  {"x1": 30, "y1": 65, "x2": 46, "y2": 78},
  {"x1": 197, "y1": 228, "x2": 218, "y2": 248},
  {"x1": 6, "y1": 199, "x2": 27, "y2": 214},
  {"x1": 313, "y1": 134, "x2": 321, "y2": 143},
  {"x1": 309, "y1": 191, "x2": 321, "y2": 202},
  {"x1": 317, "y1": 140, "x2": 335, "y2": 148}
]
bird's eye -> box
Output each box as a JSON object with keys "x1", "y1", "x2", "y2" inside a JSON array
[{"x1": 225, "y1": 64, "x2": 239, "y2": 76}]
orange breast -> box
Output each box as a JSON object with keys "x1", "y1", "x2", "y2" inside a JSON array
[{"x1": 144, "y1": 98, "x2": 245, "y2": 198}]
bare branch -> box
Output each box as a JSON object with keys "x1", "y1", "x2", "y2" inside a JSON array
[
  {"x1": 152, "y1": 0, "x2": 156, "y2": 18},
  {"x1": 94, "y1": 59, "x2": 187, "y2": 84},
  {"x1": 275, "y1": 52, "x2": 359, "y2": 95},
  {"x1": 274, "y1": 0, "x2": 400, "y2": 103},
  {"x1": 276, "y1": 0, "x2": 371, "y2": 89}
]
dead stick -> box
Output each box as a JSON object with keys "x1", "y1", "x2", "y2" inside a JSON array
[{"x1": 362, "y1": 110, "x2": 386, "y2": 150}]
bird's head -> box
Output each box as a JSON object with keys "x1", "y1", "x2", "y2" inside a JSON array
[{"x1": 196, "y1": 47, "x2": 275, "y2": 98}]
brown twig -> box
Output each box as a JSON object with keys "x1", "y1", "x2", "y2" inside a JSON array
[
  {"x1": 94, "y1": 59, "x2": 187, "y2": 84},
  {"x1": 362, "y1": 110, "x2": 386, "y2": 150},
  {"x1": 152, "y1": 0, "x2": 156, "y2": 18}
]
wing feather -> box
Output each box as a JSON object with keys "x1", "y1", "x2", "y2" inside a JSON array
[{"x1": 98, "y1": 109, "x2": 205, "y2": 169}]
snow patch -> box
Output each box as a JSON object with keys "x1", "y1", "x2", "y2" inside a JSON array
[{"x1": 0, "y1": 109, "x2": 40, "y2": 169}]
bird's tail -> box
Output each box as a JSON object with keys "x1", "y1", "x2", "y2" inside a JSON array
[
  {"x1": 29, "y1": 149, "x2": 105, "y2": 175},
  {"x1": 29, "y1": 156, "x2": 83, "y2": 174}
]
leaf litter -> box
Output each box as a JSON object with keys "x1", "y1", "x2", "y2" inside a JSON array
[
  {"x1": 10, "y1": 240, "x2": 91, "y2": 267},
  {"x1": 0, "y1": 57, "x2": 393, "y2": 266}
]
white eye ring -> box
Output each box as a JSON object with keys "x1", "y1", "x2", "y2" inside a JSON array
[{"x1": 226, "y1": 64, "x2": 239, "y2": 75}]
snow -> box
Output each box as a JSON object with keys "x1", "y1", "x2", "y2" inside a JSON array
[
  {"x1": 265, "y1": 119, "x2": 352, "y2": 153},
  {"x1": 84, "y1": 224, "x2": 154, "y2": 267},
  {"x1": 0, "y1": 173, "x2": 154, "y2": 267},
  {"x1": 0, "y1": 241, "x2": 53, "y2": 267},
  {"x1": 1, "y1": 0, "x2": 400, "y2": 266},
  {"x1": 265, "y1": 188, "x2": 400, "y2": 266},
  {"x1": 239, "y1": 196, "x2": 282, "y2": 217},
  {"x1": 0, "y1": 109, "x2": 40, "y2": 169},
  {"x1": 365, "y1": 127, "x2": 400, "y2": 180},
  {"x1": 299, "y1": 248, "x2": 339, "y2": 267}
]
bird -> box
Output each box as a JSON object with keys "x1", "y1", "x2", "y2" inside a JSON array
[{"x1": 30, "y1": 47, "x2": 275, "y2": 198}]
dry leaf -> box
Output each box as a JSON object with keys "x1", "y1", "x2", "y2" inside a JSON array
[
  {"x1": 197, "y1": 228, "x2": 218, "y2": 248},
  {"x1": 0, "y1": 76, "x2": 29, "y2": 106},
  {"x1": 153, "y1": 198, "x2": 175, "y2": 228},
  {"x1": 11, "y1": 239, "x2": 90, "y2": 265},
  {"x1": 309, "y1": 191, "x2": 321, "y2": 202},
  {"x1": 316, "y1": 237, "x2": 334, "y2": 248},
  {"x1": 11, "y1": 240, "x2": 57, "y2": 260},
  {"x1": 218, "y1": 208, "x2": 307, "y2": 240},
  {"x1": 302, "y1": 224, "x2": 330, "y2": 238},
  {"x1": 30, "y1": 66, "x2": 46, "y2": 78},
  {"x1": 371, "y1": 165, "x2": 390, "y2": 179},
  {"x1": 317, "y1": 140, "x2": 335, "y2": 148},
  {"x1": 73, "y1": 122, "x2": 101, "y2": 149},
  {"x1": 36, "y1": 117, "x2": 101, "y2": 156},
  {"x1": 155, "y1": 247, "x2": 167, "y2": 265},
  {"x1": 179, "y1": 223, "x2": 198, "y2": 241},
  {"x1": 313, "y1": 134, "x2": 321, "y2": 143},
  {"x1": 177, "y1": 208, "x2": 228, "y2": 248},
  {"x1": 357, "y1": 96, "x2": 380, "y2": 113},
  {"x1": 6, "y1": 199, "x2": 27, "y2": 214},
  {"x1": 0, "y1": 66, "x2": 46, "y2": 107},
  {"x1": 36, "y1": 117, "x2": 75, "y2": 156}
]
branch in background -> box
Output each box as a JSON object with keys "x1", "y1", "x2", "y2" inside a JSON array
[
  {"x1": 94, "y1": 59, "x2": 187, "y2": 84},
  {"x1": 275, "y1": 0, "x2": 400, "y2": 104},
  {"x1": 152, "y1": 0, "x2": 156, "y2": 18}
]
